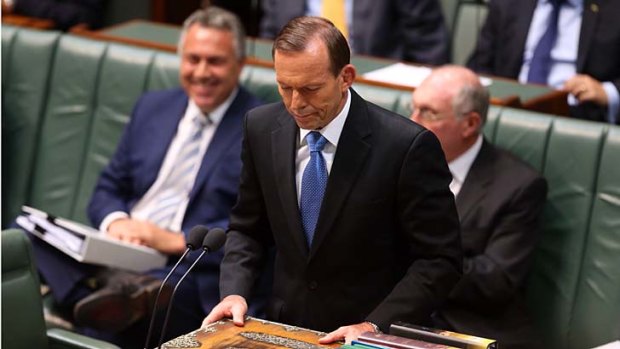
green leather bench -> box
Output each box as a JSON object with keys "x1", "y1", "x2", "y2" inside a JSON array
[{"x1": 2, "y1": 25, "x2": 619, "y2": 349}]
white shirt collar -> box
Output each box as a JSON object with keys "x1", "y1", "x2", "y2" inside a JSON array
[
  {"x1": 448, "y1": 134, "x2": 483, "y2": 188},
  {"x1": 299, "y1": 90, "x2": 352, "y2": 147},
  {"x1": 186, "y1": 87, "x2": 239, "y2": 125}
]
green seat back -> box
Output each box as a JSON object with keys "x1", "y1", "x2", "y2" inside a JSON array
[
  {"x1": 353, "y1": 83, "x2": 404, "y2": 112},
  {"x1": 527, "y1": 118, "x2": 607, "y2": 348},
  {"x1": 28, "y1": 35, "x2": 106, "y2": 219},
  {"x1": 2, "y1": 229, "x2": 49, "y2": 348},
  {"x1": 452, "y1": 2, "x2": 488, "y2": 65},
  {"x1": 2, "y1": 28, "x2": 61, "y2": 226},
  {"x1": 494, "y1": 108, "x2": 553, "y2": 172},
  {"x1": 147, "y1": 51, "x2": 180, "y2": 91},
  {"x1": 482, "y1": 105, "x2": 502, "y2": 141},
  {"x1": 569, "y1": 126, "x2": 620, "y2": 348},
  {"x1": 71, "y1": 43, "x2": 156, "y2": 223},
  {"x1": 244, "y1": 65, "x2": 280, "y2": 103}
]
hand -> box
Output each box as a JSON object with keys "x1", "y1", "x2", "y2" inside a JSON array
[
  {"x1": 202, "y1": 295, "x2": 248, "y2": 328},
  {"x1": 563, "y1": 74, "x2": 608, "y2": 106},
  {"x1": 318, "y1": 321, "x2": 377, "y2": 345},
  {"x1": 107, "y1": 218, "x2": 185, "y2": 254}
]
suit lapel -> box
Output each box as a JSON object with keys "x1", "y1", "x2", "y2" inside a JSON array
[
  {"x1": 510, "y1": 0, "x2": 539, "y2": 75},
  {"x1": 272, "y1": 109, "x2": 309, "y2": 256},
  {"x1": 455, "y1": 140, "x2": 494, "y2": 223},
  {"x1": 141, "y1": 91, "x2": 188, "y2": 193},
  {"x1": 577, "y1": 0, "x2": 599, "y2": 71},
  {"x1": 309, "y1": 91, "x2": 371, "y2": 258}
]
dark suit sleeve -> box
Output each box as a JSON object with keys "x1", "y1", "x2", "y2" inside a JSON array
[
  {"x1": 220, "y1": 114, "x2": 273, "y2": 300},
  {"x1": 396, "y1": 0, "x2": 450, "y2": 64},
  {"x1": 367, "y1": 129, "x2": 462, "y2": 329},
  {"x1": 466, "y1": 0, "x2": 501, "y2": 75},
  {"x1": 450, "y1": 176, "x2": 547, "y2": 307},
  {"x1": 14, "y1": 0, "x2": 104, "y2": 30}
]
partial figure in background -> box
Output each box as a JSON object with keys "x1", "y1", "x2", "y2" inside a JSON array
[
  {"x1": 27, "y1": 6, "x2": 265, "y2": 347},
  {"x1": 2, "y1": 0, "x2": 105, "y2": 30},
  {"x1": 412, "y1": 65, "x2": 548, "y2": 349},
  {"x1": 468, "y1": 0, "x2": 620, "y2": 124},
  {"x1": 259, "y1": 0, "x2": 450, "y2": 65}
]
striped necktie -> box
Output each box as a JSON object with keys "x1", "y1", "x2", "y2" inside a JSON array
[
  {"x1": 300, "y1": 131, "x2": 329, "y2": 248},
  {"x1": 527, "y1": 0, "x2": 565, "y2": 84},
  {"x1": 149, "y1": 115, "x2": 209, "y2": 230}
]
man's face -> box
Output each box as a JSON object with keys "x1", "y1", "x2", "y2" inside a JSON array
[
  {"x1": 274, "y1": 39, "x2": 354, "y2": 130},
  {"x1": 179, "y1": 25, "x2": 243, "y2": 114},
  {"x1": 411, "y1": 82, "x2": 465, "y2": 162}
]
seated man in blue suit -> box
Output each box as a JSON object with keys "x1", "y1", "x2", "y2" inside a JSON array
[
  {"x1": 411, "y1": 65, "x2": 548, "y2": 349},
  {"x1": 28, "y1": 6, "x2": 263, "y2": 346}
]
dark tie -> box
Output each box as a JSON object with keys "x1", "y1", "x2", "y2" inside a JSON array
[
  {"x1": 300, "y1": 131, "x2": 328, "y2": 248},
  {"x1": 527, "y1": 0, "x2": 565, "y2": 84}
]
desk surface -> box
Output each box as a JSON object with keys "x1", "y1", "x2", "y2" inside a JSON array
[{"x1": 82, "y1": 20, "x2": 568, "y2": 115}]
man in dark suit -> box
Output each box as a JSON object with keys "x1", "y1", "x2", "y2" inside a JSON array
[
  {"x1": 412, "y1": 65, "x2": 548, "y2": 349},
  {"x1": 468, "y1": 0, "x2": 620, "y2": 124},
  {"x1": 28, "y1": 6, "x2": 263, "y2": 344},
  {"x1": 203, "y1": 16, "x2": 462, "y2": 344},
  {"x1": 259, "y1": 0, "x2": 450, "y2": 64}
]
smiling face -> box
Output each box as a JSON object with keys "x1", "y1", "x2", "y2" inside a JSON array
[
  {"x1": 274, "y1": 38, "x2": 355, "y2": 130},
  {"x1": 179, "y1": 24, "x2": 243, "y2": 114}
]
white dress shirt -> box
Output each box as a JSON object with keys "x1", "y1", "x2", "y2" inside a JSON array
[
  {"x1": 295, "y1": 90, "x2": 352, "y2": 204},
  {"x1": 99, "y1": 88, "x2": 238, "y2": 233},
  {"x1": 448, "y1": 135, "x2": 483, "y2": 197}
]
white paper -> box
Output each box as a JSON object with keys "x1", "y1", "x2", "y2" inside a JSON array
[{"x1": 363, "y1": 63, "x2": 492, "y2": 87}]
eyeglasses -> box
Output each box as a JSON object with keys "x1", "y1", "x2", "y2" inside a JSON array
[{"x1": 410, "y1": 106, "x2": 452, "y2": 122}]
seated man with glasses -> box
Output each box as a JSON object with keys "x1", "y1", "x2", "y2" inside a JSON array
[{"x1": 411, "y1": 65, "x2": 548, "y2": 349}]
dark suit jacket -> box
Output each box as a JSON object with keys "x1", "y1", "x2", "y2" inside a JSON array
[
  {"x1": 435, "y1": 140, "x2": 547, "y2": 349},
  {"x1": 88, "y1": 87, "x2": 262, "y2": 316},
  {"x1": 467, "y1": 0, "x2": 620, "y2": 124},
  {"x1": 220, "y1": 89, "x2": 462, "y2": 332},
  {"x1": 13, "y1": 0, "x2": 104, "y2": 31},
  {"x1": 259, "y1": 0, "x2": 449, "y2": 64}
]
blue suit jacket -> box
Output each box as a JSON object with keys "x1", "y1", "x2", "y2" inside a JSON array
[{"x1": 88, "y1": 87, "x2": 262, "y2": 316}]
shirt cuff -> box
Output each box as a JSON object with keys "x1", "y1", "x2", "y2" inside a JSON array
[
  {"x1": 99, "y1": 211, "x2": 129, "y2": 233},
  {"x1": 602, "y1": 82, "x2": 619, "y2": 124}
]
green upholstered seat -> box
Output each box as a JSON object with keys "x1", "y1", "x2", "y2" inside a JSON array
[
  {"x1": 1, "y1": 228, "x2": 120, "y2": 348},
  {"x1": 243, "y1": 65, "x2": 281, "y2": 103},
  {"x1": 494, "y1": 108, "x2": 553, "y2": 172},
  {"x1": 527, "y1": 118, "x2": 607, "y2": 348},
  {"x1": 569, "y1": 127, "x2": 620, "y2": 348},
  {"x1": 28, "y1": 35, "x2": 107, "y2": 221},
  {"x1": 2, "y1": 28, "x2": 62, "y2": 227}
]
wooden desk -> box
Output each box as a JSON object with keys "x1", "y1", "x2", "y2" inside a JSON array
[
  {"x1": 77, "y1": 20, "x2": 569, "y2": 115},
  {"x1": 1, "y1": 13, "x2": 54, "y2": 30}
]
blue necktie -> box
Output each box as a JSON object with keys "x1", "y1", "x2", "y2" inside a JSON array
[
  {"x1": 300, "y1": 131, "x2": 328, "y2": 248},
  {"x1": 527, "y1": 0, "x2": 565, "y2": 84}
]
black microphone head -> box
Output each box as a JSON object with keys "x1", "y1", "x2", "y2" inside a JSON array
[
  {"x1": 202, "y1": 227, "x2": 226, "y2": 252},
  {"x1": 187, "y1": 226, "x2": 209, "y2": 250}
]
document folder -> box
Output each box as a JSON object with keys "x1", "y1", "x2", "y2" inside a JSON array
[{"x1": 17, "y1": 206, "x2": 167, "y2": 272}]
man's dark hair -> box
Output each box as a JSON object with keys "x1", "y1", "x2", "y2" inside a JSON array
[{"x1": 272, "y1": 16, "x2": 350, "y2": 76}]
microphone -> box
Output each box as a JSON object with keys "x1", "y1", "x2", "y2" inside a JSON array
[
  {"x1": 156, "y1": 228, "x2": 227, "y2": 348},
  {"x1": 143, "y1": 225, "x2": 209, "y2": 349}
]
